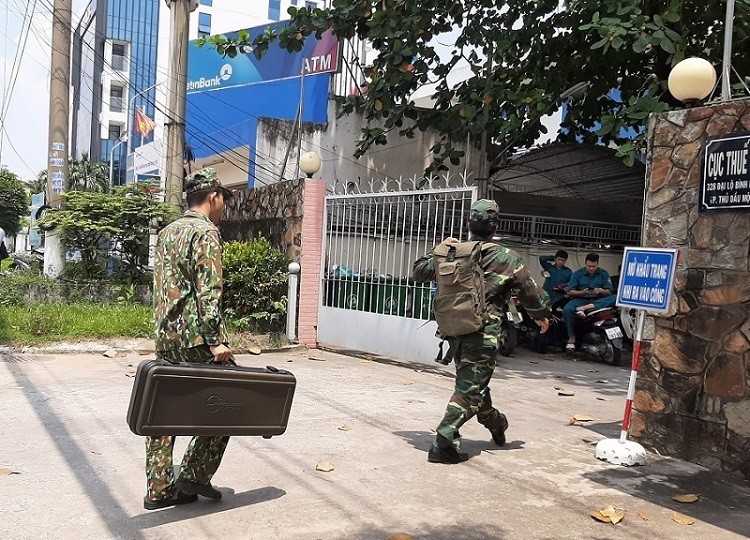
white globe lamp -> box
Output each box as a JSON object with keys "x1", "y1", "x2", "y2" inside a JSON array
[
  {"x1": 667, "y1": 58, "x2": 717, "y2": 106},
  {"x1": 299, "y1": 151, "x2": 322, "y2": 178}
]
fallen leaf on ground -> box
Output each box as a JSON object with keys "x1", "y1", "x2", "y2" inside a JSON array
[
  {"x1": 554, "y1": 385, "x2": 563, "y2": 390},
  {"x1": 337, "y1": 424, "x2": 351, "y2": 431},
  {"x1": 558, "y1": 391, "x2": 575, "y2": 396},
  {"x1": 0, "y1": 468, "x2": 18, "y2": 476},
  {"x1": 529, "y1": 360, "x2": 540, "y2": 364},
  {"x1": 315, "y1": 460, "x2": 334, "y2": 472},
  {"x1": 414, "y1": 369, "x2": 423, "y2": 373},
  {"x1": 588, "y1": 369, "x2": 599, "y2": 373},
  {"x1": 596, "y1": 379, "x2": 610, "y2": 384},
  {"x1": 287, "y1": 359, "x2": 293, "y2": 362},
  {"x1": 672, "y1": 512, "x2": 695, "y2": 525},
  {"x1": 308, "y1": 356, "x2": 325, "y2": 362},
  {"x1": 568, "y1": 419, "x2": 584, "y2": 426},
  {"x1": 672, "y1": 493, "x2": 699, "y2": 503},
  {"x1": 248, "y1": 347, "x2": 261, "y2": 355},
  {"x1": 596, "y1": 397, "x2": 612, "y2": 401},
  {"x1": 591, "y1": 505, "x2": 625, "y2": 525},
  {"x1": 103, "y1": 349, "x2": 118, "y2": 358},
  {"x1": 573, "y1": 414, "x2": 594, "y2": 422},
  {"x1": 406, "y1": 399, "x2": 425, "y2": 404},
  {"x1": 399, "y1": 380, "x2": 414, "y2": 385},
  {"x1": 637, "y1": 512, "x2": 652, "y2": 521},
  {"x1": 125, "y1": 371, "x2": 136, "y2": 378}
]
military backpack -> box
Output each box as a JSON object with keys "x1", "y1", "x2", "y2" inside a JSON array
[{"x1": 432, "y1": 241, "x2": 493, "y2": 337}]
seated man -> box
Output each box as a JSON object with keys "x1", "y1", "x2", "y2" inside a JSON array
[
  {"x1": 563, "y1": 252, "x2": 616, "y2": 351},
  {"x1": 539, "y1": 249, "x2": 572, "y2": 304}
]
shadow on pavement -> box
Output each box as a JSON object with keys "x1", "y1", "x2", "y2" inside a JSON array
[
  {"x1": 584, "y1": 464, "x2": 750, "y2": 537},
  {"x1": 133, "y1": 486, "x2": 286, "y2": 528},
  {"x1": 584, "y1": 421, "x2": 622, "y2": 439},
  {"x1": 394, "y1": 430, "x2": 525, "y2": 459}
]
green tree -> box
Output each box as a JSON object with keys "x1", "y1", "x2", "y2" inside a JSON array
[
  {"x1": 204, "y1": 0, "x2": 750, "y2": 170},
  {"x1": 38, "y1": 184, "x2": 177, "y2": 280},
  {"x1": 67, "y1": 153, "x2": 109, "y2": 193},
  {"x1": 0, "y1": 168, "x2": 29, "y2": 237}
]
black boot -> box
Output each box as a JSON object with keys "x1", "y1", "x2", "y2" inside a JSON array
[
  {"x1": 489, "y1": 413, "x2": 509, "y2": 446},
  {"x1": 427, "y1": 434, "x2": 469, "y2": 464}
]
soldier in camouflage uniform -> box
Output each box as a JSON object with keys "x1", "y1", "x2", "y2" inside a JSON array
[
  {"x1": 144, "y1": 168, "x2": 235, "y2": 510},
  {"x1": 413, "y1": 199, "x2": 551, "y2": 464}
]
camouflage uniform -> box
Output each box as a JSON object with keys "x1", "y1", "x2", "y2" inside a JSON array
[
  {"x1": 413, "y1": 200, "x2": 551, "y2": 451},
  {"x1": 146, "y1": 168, "x2": 232, "y2": 502}
]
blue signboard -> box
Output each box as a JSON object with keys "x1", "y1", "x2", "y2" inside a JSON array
[
  {"x1": 187, "y1": 21, "x2": 340, "y2": 94},
  {"x1": 616, "y1": 247, "x2": 678, "y2": 313}
]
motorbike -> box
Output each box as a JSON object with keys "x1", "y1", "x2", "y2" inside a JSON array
[
  {"x1": 522, "y1": 287, "x2": 626, "y2": 366},
  {"x1": 497, "y1": 297, "x2": 522, "y2": 357}
]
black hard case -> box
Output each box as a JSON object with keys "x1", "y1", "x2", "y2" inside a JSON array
[{"x1": 127, "y1": 359, "x2": 296, "y2": 437}]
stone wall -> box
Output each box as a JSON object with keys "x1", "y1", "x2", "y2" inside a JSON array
[
  {"x1": 219, "y1": 178, "x2": 305, "y2": 261},
  {"x1": 634, "y1": 99, "x2": 750, "y2": 478}
]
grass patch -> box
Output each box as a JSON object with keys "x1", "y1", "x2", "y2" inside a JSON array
[{"x1": 0, "y1": 303, "x2": 153, "y2": 346}]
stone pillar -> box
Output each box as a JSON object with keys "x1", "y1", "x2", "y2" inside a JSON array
[
  {"x1": 297, "y1": 179, "x2": 327, "y2": 347},
  {"x1": 636, "y1": 99, "x2": 750, "y2": 478}
]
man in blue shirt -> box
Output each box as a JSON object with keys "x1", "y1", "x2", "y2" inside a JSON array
[
  {"x1": 539, "y1": 250, "x2": 572, "y2": 304},
  {"x1": 563, "y1": 252, "x2": 615, "y2": 350}
]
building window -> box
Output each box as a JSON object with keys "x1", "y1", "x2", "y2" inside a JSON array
[
  {"x1": 199, "y1": 0, "x2": 212, "y2": 5},
  {"x1": 111, "y1": 43, "x2": 126, "y2": 71},
  {"x1": 198, "y1": 12, "x2": 212, "y2": 36},
  {"x1": 268, "y1": 0, "x2": 280, "y2": 20},
  {"x1": 305, "y1": 1, "x2": 317, "y2": 8},
  {"x1": 110, "y1": 86, "x2": 124, "y2": 112},
  {"x1": 108, "y1": 123, "x2": 122, "y2": 141}
]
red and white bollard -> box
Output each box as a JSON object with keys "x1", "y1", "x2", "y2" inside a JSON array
[{"x1": 595, "y1": 309, "x2": 648, "y2": 466}]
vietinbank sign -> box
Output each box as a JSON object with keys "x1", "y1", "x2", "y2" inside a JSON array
[{"x1": 187, "y1": 21, "x2": 340, "y2": 94}]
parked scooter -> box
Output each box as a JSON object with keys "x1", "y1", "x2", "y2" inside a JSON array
[
  {"x1": 526, "y1": 293, "x2": 625, "y2": 366},
  {"x1": 497, "y1": 297, "x2": 522, "y2": 357}
]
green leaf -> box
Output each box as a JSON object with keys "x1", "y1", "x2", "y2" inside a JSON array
[
  {"x1": 660, "y1": 38, "x2": 676, "y2": 54},
  {"x1": 591, "y1": 37, "x2": 609, "y2": 49}
]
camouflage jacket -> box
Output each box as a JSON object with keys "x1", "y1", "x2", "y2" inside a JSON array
[
  {"x1": 413, "y1": 238, "x2": 551, "y2": 321},
  {"x1": 153, "y1": 210, "x2": 229, "y2": 352}
]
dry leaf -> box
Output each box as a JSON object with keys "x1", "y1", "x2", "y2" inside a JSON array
[
  {"x1": 338, "y1": 424, "x2": 351, "y2": 431},
  {"x1": 573, "y1": 414, "x2": 594, "y2": 422},
  {"x1": 596, "y1": 397, "x2": 612, "y2": 401},
  {"x1": 637, "y1": 512, "x2": 652, "y2": 521},
  {"x1": 596, "y1": 379, "x2": 610, "y2": 384},
  {"x1": 554, "y1": 385, "x2": 563, "y2": 390},
  {"x1": 569, "y1": 419, "x2": 584, "y2": 426},
  {"x1": 399, "y1": 380, "x2": 414, "y2": 385},
  {"x1": 315, "y1": 460, "x2": 334, "y2": 472},
  {"x1": 672, "y1": 493, "x2": 699, "y2": 503},
  {"x1": 672, "y1": 512, "x2": 695, "y2": 525},
  {"x1": 103, "y1": 349, "x2": 118, "y2": 358},
  {"x1": 406, "y1": 399, "x2": 425, "y2": 404},
  {"x1": 558, "y1": 391, "x2": 575, "y2": 396},
  {"x1": 592, "y1": 505, "x2": 625, "y2": 525},
  {"x1": 588, "y1": 369, "x2": 599, "y2": 373},
  {"x1": 308, "y1": 356, "x2": 325, "y2": 362},
  {"x1": 125, "y1": 371, "x2": 136, "y2": 378},
  {"x1": 0, "y1": 467, "x2": 18, "y2": 476},
  {"x1": 414, "y1": 369, "x2": 423, "y2": 373},
  {"x1": 529, "y1": 360, "x2": 540, "y2": 364}
]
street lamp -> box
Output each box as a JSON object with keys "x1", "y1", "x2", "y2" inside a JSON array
[
  {"x1": 667, "y1": 57, "x2": 717, "y2": 107},
  {"x1": 109, "y1": 132, "x2": 129, "y2": 192},
  {"x1": 299, "y1": 151, "x2": 322, "y2": 178}
]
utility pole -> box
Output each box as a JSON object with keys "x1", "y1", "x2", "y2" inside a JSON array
[
  {"x1": 478, "y1": 44, "x2": 494, "y2": 200},
  {"x1": 721, "y1": 0, "x2": 735, "y2": 101},
  {"x1": 44, "y1": 0, "x2": 71, "y2": 277},
  {"x1": 163, "y1": 0, "x2": 197, "y2": 209}
]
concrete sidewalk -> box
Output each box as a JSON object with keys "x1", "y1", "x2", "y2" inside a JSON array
[{"x1": 1, "y1": 347, "x2": 748, "y2": 540}]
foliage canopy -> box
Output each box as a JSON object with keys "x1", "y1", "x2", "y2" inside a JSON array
[
  {"x1": 204, "y1": 0, "x2": 750, "y2": 171},
  {"x1": 0, "y1": 168, "x2": 29, "y2": 237}
]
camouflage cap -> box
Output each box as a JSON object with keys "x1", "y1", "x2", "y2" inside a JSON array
[
  {"x1": 470, "y1": 199, "x2": 499, "y2": 217},
  {"x1": 184, "y1": 167, "x2": 232, "y2": 198}
]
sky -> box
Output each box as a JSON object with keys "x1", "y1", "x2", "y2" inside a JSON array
[{"x1": 0, "y1": 0, "x2": 88, "y2": 181}]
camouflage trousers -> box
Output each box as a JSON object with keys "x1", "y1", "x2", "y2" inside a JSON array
[
  {"x1": 146, "y1": 345, "x2": 229, "y2": 501},
  {"x1": 436, "y1": 322, "x2": 508, "y2": 450}
]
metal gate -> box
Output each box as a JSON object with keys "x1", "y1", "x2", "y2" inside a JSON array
[{"x1": 317, "y1": 174, "x2": 476, "y2": 363}]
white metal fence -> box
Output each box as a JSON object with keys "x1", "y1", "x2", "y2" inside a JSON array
[{"x1": 322, "y1": 174, "x2": 476, "y2": 322}]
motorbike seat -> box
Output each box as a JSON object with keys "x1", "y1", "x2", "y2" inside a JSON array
[{"x1": 585, "y1": 307, "x2": 614, "y2": 317}]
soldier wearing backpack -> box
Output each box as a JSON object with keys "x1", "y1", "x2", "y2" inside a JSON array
[{"x1": 413, "y1": 199, "x2": 551, "y2": 464}]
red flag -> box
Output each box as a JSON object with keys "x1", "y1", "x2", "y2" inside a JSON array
[{"x1": 134, "y1": 106, "x2": 157, "y2": 138}]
